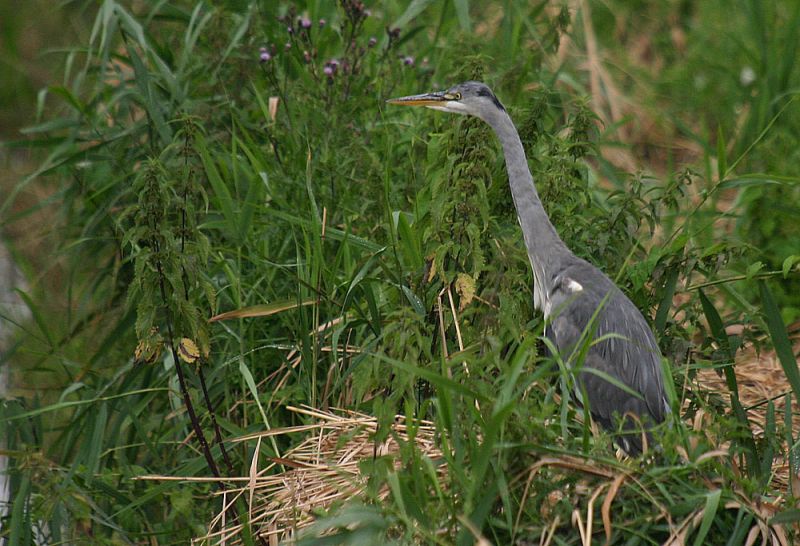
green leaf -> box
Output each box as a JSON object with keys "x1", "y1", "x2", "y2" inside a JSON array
[
  {"x1": 400, "y1": 285, "x2": 425, "y2": 316},
  {"x1": 4, "y1": 388, "x2": 167, "y2": 422},
  {"x1": 717, "y1": 176, "x2": 793, "y2": 189},
  {"x1": 745, "y1": 261, "x2": 764, "y2": 280},
  {"x1": 770, "y1": 508, "x2": 800, "y2": 525},
  {"x1": 716, "y1": 126, "x2": 727, "y2": 181},
  {"x1": 783, "y1": 255, "x2": 800, "y2": 278},
  {"x1": 9, "y1": 474, "x2": 31, "y2": 546},
  {"x1": 581, "y1": 363, "x2": 645, "y2": 401},
  {"x1": 126, "y1": 43, "x2": 171, "y2": 145},
  {"x1": 698, "y1": 289, "x2": 731, "y2": 357},
  {"x1": 13, "y1": 289, "x2": 56, "y2": 349},
  {"x1": 655, "y1": 267, "x2": 678, "y2": 335},
  {"x1": 361, "y1": 280, "x2": 383, "y2": 336},
  {"x1": 198, "y1": 141, "x2": 240, "y2": 243},
  {"x1": 699, "y1": 289, "x2": 759, "y2": 471},
  {"x1": 342, "y1": 249, "x2": 386, "y2": 312},
  {"x1": 217, "y1": 8, "x2": 251, "y2": 69},
  {"x1": 386, "y1": 472, "x2": 407, "y2": 517},
  {"x1": 692, "y1": 489, "x2": 721, "y2": 546},
  {"x1": 19, "y1": 116, "x2": 80, "y2": 134},
  {"x1": 759, "y1": 281, "x2": 800, "y2": 407},
  {"x1": 396, "y1": 211, "x2": 423, "y2": 270},
  {"x1": 238, "y1": 359, "x2": 281, "y2": 458},
  {"x1": 115, "y1": 3, "x2": 146, "y2": 45},
  {"x1": 454, "y1": 0, "x2": 472, "y2": 32},
  {"x1": 392, "y1": 0, "x2": 437, "y2": 29},
  {"x1": 374, "y1": 353, "x2": 486, "y2": 402}
]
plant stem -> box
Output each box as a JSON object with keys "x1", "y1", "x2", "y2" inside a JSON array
[{"x1": 153, "y1": 248, "x2": 221, "y2": 479}]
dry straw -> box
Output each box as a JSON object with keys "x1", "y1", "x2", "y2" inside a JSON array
[
  {"x1": 695, "y1": 341, "x2": 800, "y2": 494},
  {"x1": 193, "y1": 405, "x2": 443, "y2": 545}
]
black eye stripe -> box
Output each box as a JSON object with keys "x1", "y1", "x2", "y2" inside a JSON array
[{"x1": 477, "y1": 88, "x2": 505, "y2": 111}]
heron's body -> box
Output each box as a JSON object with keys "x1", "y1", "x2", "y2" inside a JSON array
[{"x1": 389, "y1": 81, "x2": 669, "y2": 454}]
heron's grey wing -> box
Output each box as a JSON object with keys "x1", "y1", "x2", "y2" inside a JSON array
[
  {"x1": 546, "y1": 263, "x2": 668, "y2": 453},
  {"x1": 593, "y1": 294, "x2": 669, "y2": 424}
]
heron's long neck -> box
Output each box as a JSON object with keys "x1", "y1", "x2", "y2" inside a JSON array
[{"x1": 484, "y1": 109, "x2": 568, "y2": 278}]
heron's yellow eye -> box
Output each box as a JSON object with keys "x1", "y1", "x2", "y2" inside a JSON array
[{"x1": 454, "y1": 92, "x2": 462, "y2": 100}]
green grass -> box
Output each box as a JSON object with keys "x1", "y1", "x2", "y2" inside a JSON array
[{"x1": 2, "y1": 0, "x2": 800, "y2": 544}]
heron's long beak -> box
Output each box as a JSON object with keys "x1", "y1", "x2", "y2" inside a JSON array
[{"x1": 386, "y1": 91, "x2": 447, "y2": 107}]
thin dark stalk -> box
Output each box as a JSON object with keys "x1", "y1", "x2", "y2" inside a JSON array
[
  {"x1": 152, "y1": 247, "x2": 221, "y2": 479},
  {"x1": 154, "y1": 246, "x2": 267, "y2": 545},
  {"x1": 197, "y1": 365, "x2": 235, "y2": 475}
]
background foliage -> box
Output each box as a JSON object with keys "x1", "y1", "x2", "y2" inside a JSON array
[{"x1": 1, "y1": 0, "x2": 799, "y2": 544}]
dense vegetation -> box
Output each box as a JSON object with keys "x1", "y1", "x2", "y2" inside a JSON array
[{"x1": 2, "y1": 1, "x2": 799, "y2": 544}]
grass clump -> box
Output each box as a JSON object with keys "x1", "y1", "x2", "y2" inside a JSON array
[{"x1": 2, "y1": 1, "x2": 800, "y2": 544}]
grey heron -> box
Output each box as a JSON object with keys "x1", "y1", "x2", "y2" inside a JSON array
[{"x1": 387, "y1": 81, "x2": 670, "y2": 454}]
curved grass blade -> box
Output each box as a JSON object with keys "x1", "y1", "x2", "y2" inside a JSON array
[
  {"x1": 692, "y1": 488, "x2": 721, "y2": 546},
  {"x1": 209, "y1": 298, "x2": 315, "y2": 322}
]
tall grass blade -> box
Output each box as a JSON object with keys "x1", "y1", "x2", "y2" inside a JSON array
[
  {"x1": 453, "y1": 0, "x2": 472, "y2": 32},
  {"x1": 375, "y1": 353, "x2": 485, "y2": 401},
  {"x1": 198, "y1": 143, "x2": 240, "y2": 242},
  {"x1": 238, "y1": 359, "x2": 281, "y2": 458},
  {"x1": 8, "y1": 474, "x2": 31, "y2": 546},
  {"x1": 692, "y1": 488, "x2": 721, "y2": 546},
  {"x1": 699, "y1": 289, "x2": 759, "y2": 471},
  {"x1": 758, "y1": 280, "x2": 800, "y2": 406},
  {"x1": 392, "y1": 0, "x2": 437, "y2": 29}
]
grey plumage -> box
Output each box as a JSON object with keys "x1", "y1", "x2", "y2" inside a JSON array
[{"x1": 388, "y1": 81, "x2": 670, "y2": 454}]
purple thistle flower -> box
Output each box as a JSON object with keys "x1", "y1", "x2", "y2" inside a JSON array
[
  {"x1": 402, "y1": 56, "x2": 415, "y2": 66},
  {"x1": 368, "y1": 37, "x2": 377, "y2": 47},
  {"x1": 287, "y1": 26, "x2": 294, "y2": 34},
  {"x1": 285, "y1": 42, "x2": 292, "y2": 51},
  {"x1": 260, "y1": 51, "x2": 271, "y2": 63},
  {"x1": 323, "y1": 66, "x2": 334, "y2": 76},
  {"x1": 300, "y1": 17, "x2": 312, "y2": 29},
  {"x1": 319, "y1": 18, "x2": 326, "y2": 28}
]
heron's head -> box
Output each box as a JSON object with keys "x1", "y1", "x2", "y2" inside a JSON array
[{"x1": 387, "y1": 81, "x2": 505, "y2": 120}]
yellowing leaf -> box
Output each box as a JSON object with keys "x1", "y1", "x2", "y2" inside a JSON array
[
  {"x1": 178, "y1": 337, "x2": 200, "y2": 364},
  {"x1": 455, "y1": 273, "x2": 476, "y2": 311},
  {"x1": 209, "y1": 299, "x2": 315, "y2": 322},
  {"x1": 134, "y1": 328, "x2": 162, "y2": 364},
  {"x1": 425, "y1": 254, "x2": 437, "y2": 284},
  {"x1": 602, "y1": 474, "x2": 626, "y2": 541},
  {"x1": 135, "y1": 340, "x2": 160, "y2": 364}
]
